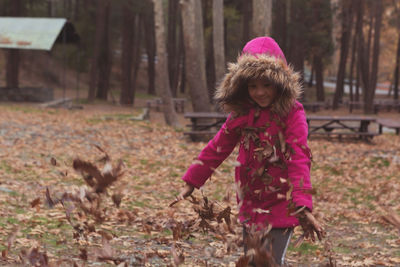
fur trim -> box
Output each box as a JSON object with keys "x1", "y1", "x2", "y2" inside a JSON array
[{"x1": 215, "y1": 54, "x2": 303, "y2": 117}]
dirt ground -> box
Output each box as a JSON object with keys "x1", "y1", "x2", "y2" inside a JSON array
[{"x1": 0, "y1": 91, "x2": 399, "y2": 266}]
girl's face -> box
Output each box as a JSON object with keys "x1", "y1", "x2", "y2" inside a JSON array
[{"x1": 247, "y1": 78, "x2": 278, "y2": 108}]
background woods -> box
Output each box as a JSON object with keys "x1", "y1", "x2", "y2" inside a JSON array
[
  {"x1": 0, "y1": 1, "x2": 400, "y2": 266},
  {"x1": 0, "y1": 0, "x2": 400, "y2": 119}
]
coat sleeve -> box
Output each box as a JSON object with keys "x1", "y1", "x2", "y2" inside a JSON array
[
  {"x1": 182, "y1": 115, "x2": 242, "y2": 189},
  {"x1": 284, "y1": 104, "x2": 313, "y2": 211}
]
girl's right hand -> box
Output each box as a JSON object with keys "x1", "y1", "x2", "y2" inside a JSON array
[
  {"x1": 169, "y1": 183, "x2": 195, "y2": 207},
  {"x1": 298, "y1": 209, "x2": 325, "y2": 242}
]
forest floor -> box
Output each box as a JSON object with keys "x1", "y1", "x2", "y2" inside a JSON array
[{"x1": 0, "y1": 98, "x2": 399, "y2": 267}]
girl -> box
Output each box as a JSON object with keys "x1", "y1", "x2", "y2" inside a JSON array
[{"x1": 175, "y1": 36, "x2": 324, "y2": 265}]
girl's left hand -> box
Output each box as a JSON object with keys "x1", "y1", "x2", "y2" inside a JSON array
[{"x1": 298, "y1": 209, "x2": 325, "y2": 242}]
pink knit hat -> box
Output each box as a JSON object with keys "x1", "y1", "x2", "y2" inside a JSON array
[{"x1": 242, "y1": 36, "x2": 287, "y2": 65}]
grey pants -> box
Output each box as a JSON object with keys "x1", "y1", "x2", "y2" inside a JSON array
[{"x1": 243, "y1": 227, "x2": 293, "y2": 266}]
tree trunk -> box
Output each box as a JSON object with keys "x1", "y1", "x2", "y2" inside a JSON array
[
  {"x1": 95, "y1": 0, "x2": 111, "y2": 100},
  {"x1": 308, "y1": 64, "x2": 314, "y2": 87},
  {"x1": 364, "y1": 0, "x2": 382, "y2": 114},
  {"x1": 47, "y1": 0, "x2": 55, "y2": 17},
  {"x1": 355, "y1": 0, "x2": 364, "y2": 102},
  {"x1": 168, "y1": 0, "x2": 179, "y2": 96},
  {"x1": 272, "y1": 0, "x2": 287, "y2": 53},
  {"x1": 287, "y1": 0, "x2": 306, "y2": 94},
  {"x1": 180, "y1": 0, "x2": 211, "y2": 112},
  {"x1": 252, "y1": 0, "x2": 272, "y2": 37},
  {"x1": 178, "y1": 12, "x2": 186, "y2": 94},
  {"x1": 120, "y1": 3, "x2": 134, "y2": 105},
  {"x1": 357, "y1": 2, "x2": 371, "y2": 113},
  {"x1": 349, "y1": 0, "x2": 362, "y2": 102},
  {"x1": 152, "y1": 0, "x2": 180, "y2": 127},
  {"x1": 393, "y1": 33, "x2": 400, "y2": 100},
  {"x1": 206, "y1": 32, "x2": 215, "y2": 101},
  {"x1": 144, "y1": 1, "x2": 156, "y2": 95},
  {"x1": 332, "y1": 0, "x2": 354, "y2": 109},
  {"x1": 204, "y1": 0, "x2": 215, "y2": 100},
  {"x1": 213, "y1": 0, "x2": 225, "y2": 87},
  {"x1": 130, "y1": 15, "x2": 144, "y2": 105},
  {"x1": 314, "y1": 55, "x2": 325, "y2": 102},
  {"x1": 241, "y1": 0, "x2": 252, "y2": 46},
  {"x1": 88, "y1": 0, "x2": 106, "y2": 101},
  {"x1": 6, "y1": 0, "x2": 23, "y2": 89}
]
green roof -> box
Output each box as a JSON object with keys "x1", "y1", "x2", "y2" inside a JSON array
[{"x1": 0, "y1": 17, "x2": 66, "y2": 51}]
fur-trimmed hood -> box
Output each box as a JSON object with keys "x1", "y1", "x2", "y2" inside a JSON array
[{"x1": 215, "y1": 37, "x2": 303, "y2": 117}]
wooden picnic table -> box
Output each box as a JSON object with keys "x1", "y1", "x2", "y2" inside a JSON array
[
  {"x1": 306, "y1": 115, "x2": 378, "y2": 140},
  {"x1": 348, "y1": 99, "x2": 400, "y2": 113},
  {"x1": 376, "y1": 118, "x2": 400, "y2": 135},
  {"x1": 184, "y1": 112, "x2": 228, "y2": 140},
  {"x1": 184, "y1": 112, "x2": 380, "y2": 141},
  {"x1": 302, "y1": 102, "x2": 328, "y2": 113},
  {"x1": 146, "y1": 98, "x2": 186, "y2": 113}
]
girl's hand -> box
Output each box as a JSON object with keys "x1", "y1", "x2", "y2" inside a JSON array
[
  {"x1": 169, "y1": 183, "x2": 195, "y2": 207},
  {"x1": 298, "y1": 209, "x2": 325, "y2": 242}
]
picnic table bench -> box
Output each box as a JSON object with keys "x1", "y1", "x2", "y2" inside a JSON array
[
  {"x1": 376, "y1": 118, "x2": 400, "y2": 135},
  {"x1": 348, "y1": 99, "x2": 400, "y2": 113},
  {"x1": 307, "y1": 115, "x2": 378, "y2": 141},
  {"x1": 302, "y1": 101, "x2": 328, "y2": 113},
  {"x1": 146, "y1": 98, "x2": 186, "y2": 113},
  {"x1": 184, "y1": 112, "x2": 380, "y2": 142},
  {"x1": 373, "y1": 99, "x2": 400, "y2": 113},
  {"x1": 184, "y1": 112, "x2": 228, "y2": 140}
]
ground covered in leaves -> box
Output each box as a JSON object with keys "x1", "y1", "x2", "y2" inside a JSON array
[{"x1": 0, "y1": 103, "x2": 399, "y2": 266}]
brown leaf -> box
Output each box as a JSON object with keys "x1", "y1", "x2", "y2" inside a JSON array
[
  {"x1": 45, "y1": 187, "x2": 57, "y2": 208},
  {"x1": 50, "y1": 157, "x2": 57, "y2": 166},
  {"x1": 94, "y1": 145, "x2": 111, "y2": 161},
  {"x1": 171, "y1": 244, "x2": 184, "y2": 266},
  {"x1": 95, "y1": 235, "x2": 115, "y2": 261},
  {"x1": 30, "y1": 197, "x2": 41, "y2": 208},
  {"x1": 20, "y1": 247, "x2": 49, "y2": 267},
  {"x1": 381, "y1": 208, "x2": 400, "y2": 230},
  {"x1": 98, "y1": 230, "x2": 113, "y2": 241},
  {"x1": 235, "y1": 255, "x2": 250, "y2": 267},
  {"x1": 7, "y1": 226, "x2": 19, "y2": 250},
  {"x1": 216, "y1": 206, "x2": 233, "y2": 233},
  {"x1": 112, "y1": 193, "x2": 123, "y2": 207},
  {"x1": 79, "y1": 248, "x2": 88, "y2": 261}
]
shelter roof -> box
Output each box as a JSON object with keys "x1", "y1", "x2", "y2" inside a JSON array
[{"x1": 0, "y1": 17, "x2": 66, "y2": 51}]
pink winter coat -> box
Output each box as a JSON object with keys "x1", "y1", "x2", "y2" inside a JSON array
[{"x1": 182, "y1": 37, "x2": 313, "y2": 228}]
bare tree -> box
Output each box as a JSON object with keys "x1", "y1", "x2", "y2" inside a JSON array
[
  {"x1": 252, "y1": 0, "x2": 272, "y2": 37},
  {"x1": 120, "y1": 2, "x2": 134, "y2": 105},
  {"x1": 167, "y1": 0, "x2": 180, "y2": 96},
  {"x1": 95, "y1": 0, "x2": 111, "y2": 100},
  {"x1": 348, "y1": 0, "x2": 362, "y2": 102},
  {"x1": 358, "y1": 0, "x2": 383, "y2": 114},
  {"x1": 313, "y1": 55, "x2": 324, "y2": 102},
  {"x1": 88, "y1": 0, "x2": 108, "y2": 101},
  {"x1": 131, "y1": 15, "x2": 144, "y2": 103},
  {"x1": 332, "y1": 0, "x2": 354, "y2": 109},
  {"x1": 272, "y1": 0, "x2": 287, "y2": 52},
  {"x1": 180, "y1": 0, "x2": 211, "y2": 112},
  {"x1": 241, "y1": 0, "x2": 252, "y2": 46},
  {"x1": 392, "y1": 1, "x2": 400, "y2": 100},
  {"x1": 364, "y1": 0, "x2": 383, "y2": 113},
  {"x1": 143, "y1": 0, "x2": 156, "y2": 95},
  {"x1": 213, "y1": 0, "x2": 225, "y2": 87},
  {"x1": 152, "y1": 0, "x2": 180, "y2": 127},
  {"x1": 287, "y1": 0, "x2": 307, "y2": 90}
]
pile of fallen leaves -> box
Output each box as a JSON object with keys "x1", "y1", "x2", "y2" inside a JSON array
[{"x1": 0, "y1": 104, "x2": 399, "y2": 266}]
